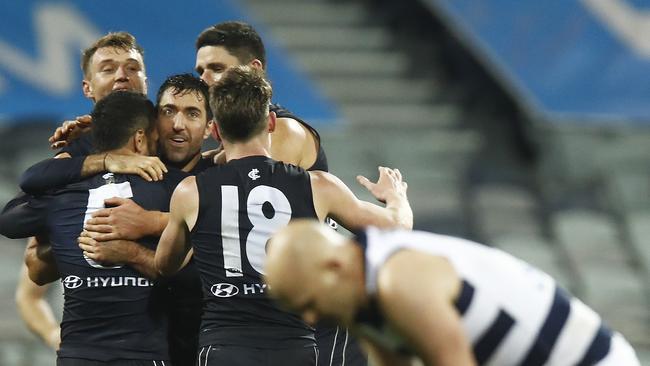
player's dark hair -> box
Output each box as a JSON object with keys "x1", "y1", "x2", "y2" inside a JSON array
[
  {"x1": 196, "y1": 21, "x2": 266, "y2": 69},
  {"x1": 81, "y1": 32, "x2": 145, "y2": 77},
  {"x1": 209, "y1": 66, "x2": 272, "y2": 142},
  {"x1": 91, "y1": 91, "x2": 155, "y2": 153},
  {"x1": 156, "y1": 73, "x2": 213, "y2": 121}
]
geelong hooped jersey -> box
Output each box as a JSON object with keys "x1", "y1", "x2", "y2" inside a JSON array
[
  {"x1": 192, "y1": 156, "x2": 318, "y2": 348},
  {"x1": 47, "y1": 170, "x2": 186, "y2": 361},
  {"x1": 356, "y1": 227, "x2": 621, "y2": 366}
]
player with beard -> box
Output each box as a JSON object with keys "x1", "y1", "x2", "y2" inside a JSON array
[
  {"x1": 1, "y1": 91, "x2": 188, "y2": 365},
  {"x1": 154, "y1": 66, "x2": 412, "y2": 365}
]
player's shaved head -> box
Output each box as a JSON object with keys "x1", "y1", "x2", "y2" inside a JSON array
[
  {"x1": 266, "y1": 220, "x2": 367, "y2": 326},
  {"x1": 265, "y1": 220, "x2": 337, "y2": 297}
]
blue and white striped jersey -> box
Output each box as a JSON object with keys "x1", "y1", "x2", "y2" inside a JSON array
[{"x1": 355, "y1": 227, "x2": 639, "y2": 366}]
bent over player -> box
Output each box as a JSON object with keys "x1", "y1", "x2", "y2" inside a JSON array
[{"x1": 266, "y1": 221, "x2": 641, "y2": 366}]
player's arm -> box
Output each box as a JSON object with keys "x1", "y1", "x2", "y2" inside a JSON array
[
  {"x1": 0, "y1": 193, "x2": 49, "y2": 239},
  {"x1": 83, "y1": 197, "x2": 169, "y2": 241},
  {"x1": 24, "y1": 236, "x2": 60, "y2": 285},
  {"x1": 155, "y1": 176, "x2": 198, "y2": 276},
  {"x1": 77, "y1": 235, "x2": 159, "y2": 279},
  {"x1": 270, "y1": 117, "x2": 317, "y2": 169},
  {"x1": 15, "y1": 264, "x2": 60, "y2": 350},
  {"x1": 310, "y1": 167, "x2": 412, "y2": 231},
  {"x1": 20, "y1": 153, "x2": 167, "y2": 195},
  {"x1": 377, "y1": 251, "x2": 476, "y2": 366}
]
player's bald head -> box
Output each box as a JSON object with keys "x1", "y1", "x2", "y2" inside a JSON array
[{"x1": 265, "y1": 220, "x2": 345, "y2": 300}]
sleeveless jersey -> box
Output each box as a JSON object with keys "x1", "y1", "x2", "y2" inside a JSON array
[
  {"x1": 270, "y1": 103, "x2": 328, "y2": 172},
  {"x1": 192, "y1": 156, "x2": 318, "y2": 348},
  {"x1": 356, "y1": 227, "x2": 623, "y2": 366},
  {"x1": 46, "y1": 169, "x2": 187, "y2": 361}
]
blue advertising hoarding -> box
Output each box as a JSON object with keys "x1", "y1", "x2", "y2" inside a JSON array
[
  {"x1": 427, "y1": 0, "x2": 650, "y2": 125},
  {"x1": 0, "y1": 0, "x2": 339, "y2": 125}
]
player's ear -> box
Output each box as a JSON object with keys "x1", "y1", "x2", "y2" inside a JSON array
[
  {"x1": 268, "y1": 111, "x2": 276, "y2": 133},
  {"x1": 203, "y1": 120, "x2": 214, "y2": 140},
  {"x1": 249, "y1": 59, "x2": 264, "y2": 70},
  {"x1": 133, "y1": 128, "x2": 147, "y2": 154},
  {"x1": 82, "y1": 79, "x2": 94, "y2": 101},
  {"x1": 211, "y1": 121, "x2": 222, "y2": 142}
]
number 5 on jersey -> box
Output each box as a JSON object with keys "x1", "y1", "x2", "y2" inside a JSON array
[{"x1": 221, "y1": 185, "x2": 292, "y2": 277}]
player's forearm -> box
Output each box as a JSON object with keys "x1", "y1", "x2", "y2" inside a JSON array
[
  {"x1": 15, "y1": 286, "x2": 60, "y2": 349},
  {"x1": 15, "y1": 266, "x2": 60, "y2": 350},
  {"x1": 385, "y1": 194, "x2": 413, "y2": 230},
  {"x1": 19, "y1": 157, "x2": 85, "y2": 194},
  {"x1": 127, "y1": 244, "x2": 159, "y2": 279},
  {"x1": 81, "y1": 153, "x2": 108, "y2": 177}
]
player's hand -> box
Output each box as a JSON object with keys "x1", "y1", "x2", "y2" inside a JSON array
[
  {"x1": 104, "y1": 153, "x2": 167, "y2": 181},
  {"x1": 77, "y1": 233, "x2": 135, "y2": 265},
  {"x1": 84, "y1": 198, "x2": 153, "y2": 240},
  {"x1": 202, "y1": 144, "x2": 226, "y2": 164},
  {"x1": 356, "y1": 166, "x2": 408, "y2": 204},
  {"x1": 49, "y1": 115, "x2": 93, "y2": 149}
]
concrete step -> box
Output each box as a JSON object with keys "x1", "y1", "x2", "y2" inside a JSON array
[
  {"x1": 270, "y1": 25, "x2": 391, "y2": 50},
  {"x1": 244, "y1": 2, "x2": 369, "y2": 26},
  {"x1": 472, "y1": 184, "x2": 541, "y2": 239},
  {"x1": 294, "y1": 50, "x2": 410, "y2": 76},
  {"x1": 340, "y1": 102, "x2": 461, "y2": 128},
  {"x1": 552, "y1": 210, "x2": 629, "y2": 267},
  {"x1": 318, "y1": 76, "x2": 441, "y2": 103}
]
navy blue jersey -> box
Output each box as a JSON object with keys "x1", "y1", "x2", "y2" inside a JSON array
[
  {"x1": 191, "y1": 156, "x2": 318, "y2": 348},
  {"x1": 270, "y1": 103, "x2": 328, "y2": 172},
  {"x1": 42, "y1": 169, "x2": 186, "y2": 361},
  {"x1": 166, "y1": 157, "x2": 212, "y2": 366},
  {"x1": 59, "y1": 130, "x2": 95, "y2": 157}
]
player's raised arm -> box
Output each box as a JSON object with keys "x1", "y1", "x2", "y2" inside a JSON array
[
  {"x1": 155, "y1": 176, "x2": 198, "y2": 276},
  {"x1": 310, "y1": 166, "x2": 412, "y2": 231}
]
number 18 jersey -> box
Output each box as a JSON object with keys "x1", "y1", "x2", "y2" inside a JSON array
[{"x1": 192, "y1": 156, "x2": 318, "y2": 348}]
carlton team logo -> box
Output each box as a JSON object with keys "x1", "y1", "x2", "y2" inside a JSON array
[
  {"x1": 63, "y1": 275, "x2": 83, "y2": 289},
  {"x1": 211, "y1": 283, "x2": 239, "y2": 298}
]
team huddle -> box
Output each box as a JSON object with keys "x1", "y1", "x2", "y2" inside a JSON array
[{"x1": 0, "y1": 21, "x2": 641, "y2": 366}]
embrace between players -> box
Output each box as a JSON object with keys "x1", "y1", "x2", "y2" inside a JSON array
[{"x1": 0, "y1": 21, "x2": 641, "y2": 366}]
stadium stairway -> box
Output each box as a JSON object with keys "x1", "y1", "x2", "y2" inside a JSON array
[{"x1": 241, "y1": 0, "x2": 482, "y2": 236}]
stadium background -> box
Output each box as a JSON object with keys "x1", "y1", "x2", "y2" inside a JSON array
[{"x1": 0, "y1": 0, "x2": 649, "y2": 364}]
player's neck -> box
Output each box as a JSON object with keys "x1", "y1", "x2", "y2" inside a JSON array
[{"x1": 223, "y1": 137, "x2": 271, "y2": 162}]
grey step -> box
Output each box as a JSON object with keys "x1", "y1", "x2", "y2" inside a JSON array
[
  {"x1": 607, "y1": 170, "x2": 650, "y2": 212},
  {"x1": 318, "y1": 76, "x2": 440, "y2": 103},
  {"x1": 245, "y1": 2, "x2": 369, "y2": 26},
  {"x1": 270, "y1": 25, "x2": 391, "y2": 50},
  {"x1": 340, "y1": 103, "x2": 461, "y2": 128},
  {"x1": 472, "y1": 185, "x2": 541, "y2": 238},
  {"x1": 552, "y1": 210, "x2": 629, "y2": 266},
  {"x1": 473, "y1": 184, "x2": 538, "y2": 211},
  {"x1": 294, "y1": 50, "x2": 410, "y2": 76}
]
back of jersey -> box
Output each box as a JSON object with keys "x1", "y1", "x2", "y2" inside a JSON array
[
  {"x1": 47, "y1": 171, "x2": 184, "y2": 362},
  {"x1": 192, "y1": 156, "x2": 318, "y2": 348}
]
